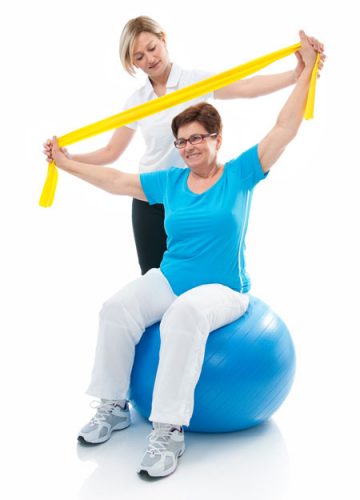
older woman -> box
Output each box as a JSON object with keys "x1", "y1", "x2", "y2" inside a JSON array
[
  {"x1": 44, "y1": 16, "x2": 325, "y2": 276},
  {"x1": 50, "y1": 31, "x2": 319, "y2": 478}
]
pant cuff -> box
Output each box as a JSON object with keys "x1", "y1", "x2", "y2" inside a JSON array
[
  {"x1": 149, "y1": 410, "x2": 191, "y2": 427},
  {"x1": 85, "y1": 386, "x2": 128, "y2": 401}
]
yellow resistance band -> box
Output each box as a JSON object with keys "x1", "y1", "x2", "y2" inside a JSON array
[{"x1": 40, "y1": 43, "x2": 320, "y2": 207}]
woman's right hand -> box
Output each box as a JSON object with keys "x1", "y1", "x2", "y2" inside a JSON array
[
  {"x1": 297, "y1": 30, "x2": 320, "y2": 70},
  {"x1": 43, "y1": 138, "x2": 71, "y2": 163}
]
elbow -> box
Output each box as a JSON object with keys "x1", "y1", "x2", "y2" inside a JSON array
[
  {"x1": 286, "y1": 128, "x2": 299, "y2": 145},
  {"x1": 107, "y1": 170, "x2": 125, "y2": 195},
  {"x1": 104, "y1": 144, "x2": 120, "y2": 164},
  {"x1": 276, "y1": 120, "x2": 300, "y2": 146}
]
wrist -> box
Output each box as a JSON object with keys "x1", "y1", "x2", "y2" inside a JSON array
[
  {"x1": 61, "y1": 157, "x2": 73, "y2": 171},
  {"x1": 300, "y1": 65, "x2": 313, "y2": 79},
  {"x1": 295, "y1": 62, "x2": 313, "y2": 79},
  {"x1": 292, "y1": 68, "x2": 301, "y2": 83}
]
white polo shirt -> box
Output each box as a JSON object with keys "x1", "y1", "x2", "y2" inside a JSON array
[{"x1": 123, "y1": 63, "x2": 214, "y2": 173}]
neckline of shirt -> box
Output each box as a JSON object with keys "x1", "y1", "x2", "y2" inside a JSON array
[
  {"x1": 144, "y1": 63, "x2": 182, "y2": 98},
  {"x1": 184, "y1": 163, "x2": 227, "y2": 196}
]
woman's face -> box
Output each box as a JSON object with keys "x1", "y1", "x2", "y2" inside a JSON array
[
  {"x1": 177, "y1": 122, "x2": 222, "y2": 171},
  {"x1": 132, "y1": 32, "x2": 170, "y2": 78}
]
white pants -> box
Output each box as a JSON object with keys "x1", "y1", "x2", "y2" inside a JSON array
[{"x1": 86, "y1": 269, "x2": 249, "y2": 426}]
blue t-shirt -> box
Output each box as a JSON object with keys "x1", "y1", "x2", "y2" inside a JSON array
[{"x1": 140, "y1": 144, "x2": 267, "y2": 295}]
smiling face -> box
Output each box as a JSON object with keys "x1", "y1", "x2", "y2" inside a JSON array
[
  {"x1": 131, "y1": 32, "x2": 170, "y2": 78},
  {"x1": 177, "y1": 122, "x2": 222, "y2": 171}
]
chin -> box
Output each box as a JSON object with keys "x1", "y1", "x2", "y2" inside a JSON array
[{"x1": 149, "y1": 61, "x2": 163, "y2": 75}]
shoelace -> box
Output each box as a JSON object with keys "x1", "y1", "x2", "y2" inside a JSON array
[
  {"x1": 89, "y1": 400, "x2": 122, "y2": 425},
  {"x1": 146, "y1": 426, "x2": 176, "y2": 456}
]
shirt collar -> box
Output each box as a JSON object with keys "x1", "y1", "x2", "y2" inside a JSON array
[
  {"x1": 144, "y1": 63, "x2": 182, "y2": 97},
  {"x1": 166, "y1": 63, "x2": 182, "y2": 88}
]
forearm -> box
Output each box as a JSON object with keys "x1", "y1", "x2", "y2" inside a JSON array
[
  {"x1": 70, "y1": 146, "x2": 116, "y2": 165},
  {"x1": 215, "y1": 70, "x2": 297, "y2": 99},
  {"x1": 258, "y1": 65, "x2": 314, "y2": 172},
  {"x1": 276, "y1": 66, "x2": 313, "y2": 136},
  {"x1": 55, "y1": 127, "x2": 135, "y2": 165},
  {"x1": 243, "y1": 70, "x2": 297, "y2": 97},
  {"x1": 59, "y1": 158, "x2": 123, "y2": 194}
]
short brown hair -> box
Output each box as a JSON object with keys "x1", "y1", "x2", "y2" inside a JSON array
[{"x1": 171, "y1": 103, "x2": 223, "y2": 138}]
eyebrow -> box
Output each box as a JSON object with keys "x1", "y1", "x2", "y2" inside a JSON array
[
  {"x1": 177, "y1": 133, "x2": 204, "y2": 140},
  {"x1": 177, "y1": 134, "x2": 200, "y2": 140},
  {"x1": 133, "y1": 42, "x2": 156, "y2": 57}
]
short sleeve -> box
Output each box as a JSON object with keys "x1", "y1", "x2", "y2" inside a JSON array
[
  {"x1": 122, "y1": 93, "x2": 138, "y2": 130},
  {"x1": 227, "y1": 144, "x2": 268, "y2": 190},
  {"x1": 140, "y1": 169, "x2": 169, "y2": 205}
]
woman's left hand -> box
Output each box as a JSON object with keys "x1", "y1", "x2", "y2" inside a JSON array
[
  {"x1": 50, "y1": 136, "x2": 70, "y2": 169},
  {"x1": 294, "y1": 30, "x2": 326, "y2": 79}
]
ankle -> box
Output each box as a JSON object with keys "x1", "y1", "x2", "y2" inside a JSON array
[
  {"x1": 101, "y1": 398, "x2": 128, "y2": 409},
  {"x1": 153, "y1": 422, "x2": 182, "y2": 432}
]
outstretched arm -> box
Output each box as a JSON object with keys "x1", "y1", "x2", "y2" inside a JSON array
[
  {"x1": 257, "y1": 31, "x2": 320, "y2": 173},
  {"x1": 214, "y1": 31, "x2": 325, "y2": 99},
  {"x1": 50, "y1": 137, "x2": 147, "y2": 201}
]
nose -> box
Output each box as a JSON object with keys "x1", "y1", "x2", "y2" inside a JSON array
[
  {"x1": 148, "y1": 56, "x2": 158, "y2": 68},
  {"x1": 184, "y1": 141, "x2": 195, "y2": 152}
]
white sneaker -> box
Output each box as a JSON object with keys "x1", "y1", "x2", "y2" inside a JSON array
[
  {"x1": 78, "y1": 400, "x2": 130, "y2": 444},
  {"x1": 137, "y1": 423, "x2": 185, "y2": 477}
]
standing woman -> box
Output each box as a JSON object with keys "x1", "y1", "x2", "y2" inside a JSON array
[{"x1": 43, "y1": 16, "x2": 325, "y2": 274}]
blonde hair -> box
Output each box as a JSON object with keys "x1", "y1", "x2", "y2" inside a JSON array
[{"x1": 119, "y1": 16, "x2": 166, "y2": 76}]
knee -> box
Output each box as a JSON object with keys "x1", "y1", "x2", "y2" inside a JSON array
[
  {"x1": 160, "y1": 297, "x2": 209, "y2": 336},
  {"x1": 99, "y1": 295, "x2": 123, "y2": 324},
  {"x1": 99, "y1": 290, "x2": 137, "y2": 325}
]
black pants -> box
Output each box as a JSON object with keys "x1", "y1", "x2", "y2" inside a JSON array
[{"x1": 132, "y1": 198, "x2": 167, "y2": 275}]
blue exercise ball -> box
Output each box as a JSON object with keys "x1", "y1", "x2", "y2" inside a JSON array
[{"x1": 129, "y1": 296, "x2": 295, "y2": 432}]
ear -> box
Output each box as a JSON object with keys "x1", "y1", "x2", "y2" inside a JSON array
[{"x1": 216, "y1": 134, "x2": 222, "y2": 150}]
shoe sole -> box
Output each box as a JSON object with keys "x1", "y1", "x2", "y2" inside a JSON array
[
  {"x1": 78, "y1": 420, "x2": 130, "y2": 444},
  {"x1": 137, "y1": 444, "x2": 185, "y2": 477}
]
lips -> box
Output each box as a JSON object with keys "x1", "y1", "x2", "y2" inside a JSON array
[
  {"x1": 149, "y1": 61, "x2": 160, "y2": 70},
  {"x1": 186, "y1": 153, "x2": 201, "y2": 160}
]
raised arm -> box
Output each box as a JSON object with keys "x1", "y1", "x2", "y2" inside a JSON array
[
  {"x1": 50, "y1": 136, "x2": 147, "y2": 201},
  {"x1": 214, "y1": 31, "x2": 325, "y2": 99},
  {"x1": 257, "y1": 31, "x2": 320, "y2": 173}
]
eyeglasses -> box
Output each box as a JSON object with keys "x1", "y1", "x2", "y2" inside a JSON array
[{"x1": 174, "y1": 133, "x2": 217, "y2": 149}]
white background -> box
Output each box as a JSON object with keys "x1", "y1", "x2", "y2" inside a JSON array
[{"x1": 1, "y1": 0, "x2": 359, "y2": 499}]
